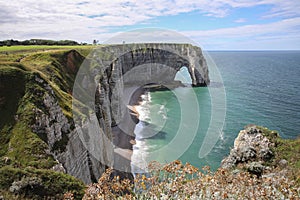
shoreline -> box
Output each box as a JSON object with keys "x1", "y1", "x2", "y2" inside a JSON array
[
  {"x1": 112, "y1": 86, "x2": 147, "y2": 178},
  {"x1": 112, "y1": 83, "x2": 190, "y2": 177}
]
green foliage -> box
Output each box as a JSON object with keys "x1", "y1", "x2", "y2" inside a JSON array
[
  {"x1": 0, "y1": 67, "x2": 26, "y2": 127},
  {"x1": 0, "y1": 125, "x2": 12, "y2": 157},
  {"x1": 257, "y1": 126, "x2": 280, "y2": 142},
  {"x1": 0, "y1": 39, "x2": 80, "y2": 47},
  {"x1": 258, "y1": 126, "x2": 300, "y2": 169},
  {"x1": 274, "y1": 136, "x2": 300, "y2": 186},
  {"x1": 18, "y1": 49, "x2": 86, "y2": 120},
  {"x1": 0, "y1": 71, "x2": 57, "y2": 167},
  {"x1": 0, "y1": 166, "x2": 29, "y2": 189},
  {"x1": 0, "y1": 166, "x2": 85, "y2": 199},
  {"x1": 253, "y1": 126, "x2": 300, "y2": 185},
  {"x1": 0, "y1": 45, "x2": 93, "y2": 53},
  {"x1": 0, "y1": 47, "x2": 89, "y2": 199},
  {"x1": 0, "y1": 67, "x2": 27, "y2": 158},
  {"x1": 7, "y1": 122, "x2": 56, "y2": 169}
]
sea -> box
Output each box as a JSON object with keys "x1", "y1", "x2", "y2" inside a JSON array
[{"x1": 131, "y1": 51, "x2": 300, "y2": 174}]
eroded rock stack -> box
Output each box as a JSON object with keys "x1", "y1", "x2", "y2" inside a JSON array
[{"x1": 221, "y1": 125, "x2": 275, "y2": 175}]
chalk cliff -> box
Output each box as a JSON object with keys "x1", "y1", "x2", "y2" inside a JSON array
[
  {"x1": 73, "y1": 43, "x2": 210, "y2": 180},
  {"x1": 0, "y1": 43, "x2": 210, "y2": 190}
]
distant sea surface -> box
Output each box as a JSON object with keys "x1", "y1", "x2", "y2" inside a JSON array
[{"x1": 131, "y1": 51, "x2": 300, "y2": 173}]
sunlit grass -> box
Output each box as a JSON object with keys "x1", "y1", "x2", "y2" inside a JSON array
[
  {"x1": 0, "y1": 45, "x2": 93, "y2": 52},
  {"x1": 0, "y1": 47, "x2": 89, "y2": 199}
]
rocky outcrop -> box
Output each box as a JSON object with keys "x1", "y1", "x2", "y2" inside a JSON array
[
  {"x1": 221, "y1": 125, "x2": 275, "y2": 170},
  {"x1": 31, "y1": 76, "x2": 67, "y2": 149}
]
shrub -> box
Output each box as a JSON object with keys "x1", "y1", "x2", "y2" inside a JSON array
[{"x1": 83, "y1": 160, "x2": 300, "y2": 199}]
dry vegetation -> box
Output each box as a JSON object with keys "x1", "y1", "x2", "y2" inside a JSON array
[{"x1": 81, "y1": 160, "x2": 299, "y2": 200}]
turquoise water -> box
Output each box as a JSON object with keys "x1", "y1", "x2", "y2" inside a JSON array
[{"x1": 132, "y1": 51, "x2": 300, "y2": 172}]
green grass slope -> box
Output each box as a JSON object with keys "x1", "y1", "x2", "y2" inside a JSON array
[{"x1": 0, "y1": 46, "x2": 94, "y2": 199}]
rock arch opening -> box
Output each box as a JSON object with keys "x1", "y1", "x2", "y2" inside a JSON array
[{"x1": 174, "y1": 66, "x2": 193, "y2": 85}]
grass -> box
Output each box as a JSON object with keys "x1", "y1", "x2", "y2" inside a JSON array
[
  {"x1": 258, "y1": 126, "x2": 300, "y2": 169},
  {"x1": 0, "y1": 166, "x2": 85, "y2": 199},
  {"x1": 0, "y1": 45, "x2": 94, "y2": 66},
  {"x1": 0, "y1": 45, "x2": 93, "y2": 53},
  {"x1": 7, "y1": 122, "x2": 57, "y2": 169},
  {"x1": 9, "y1": 48, "x2": 88, "y2": 121},
  {"x1": 0, "y1": 46, "x2": 90, "y2": 199},
  {"x1": 258, "y1": 126, "x2": 300, "y2": 186},
  {"x1": 0, "y1": 67, "x2": 27, "y2": 157},
  {"x1": 0, "y1": 68, "x2": 58, "y2": 168}
]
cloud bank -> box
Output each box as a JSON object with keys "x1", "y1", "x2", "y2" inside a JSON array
[{"x1": 1, "y1": 0, "x2": 300, "y2": 49}]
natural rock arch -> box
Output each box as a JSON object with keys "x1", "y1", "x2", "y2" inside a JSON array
[
  {"x1": 92, "y1": 43, "x2": 210, "y2": 135},
  {"x1": 95, "y1": 44, "x2": 210, "y2": 174},
  {"x1": 73, "y1": 43, "x2": 210, "y2": 183},
  {"x1": 104, "y1": 43, "x2": 210, "y2": 87}
]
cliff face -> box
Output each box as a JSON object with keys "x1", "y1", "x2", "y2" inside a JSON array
[
  {"x1": 0, "y1": 44, "x2": 210, "y2": 189},
  {"x1": 23, "y1": 50, "x2": 108, "y2": 184},
  {"x1": 31, "y1": 75, "x2": 105, "y2": 184},
  {"x1": 0, "y1": 49, "x2": 99, "y2": 193},
  {"x1": 0, "y1": 52, "x2": 87, "y2": 199},
  {"x1": 73, "y1": 43, "x2": 210, "y2": 179}
]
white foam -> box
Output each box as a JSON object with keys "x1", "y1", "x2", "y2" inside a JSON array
[{"x1": 131, "y1": 92, "x2": 152, "y2": 175}]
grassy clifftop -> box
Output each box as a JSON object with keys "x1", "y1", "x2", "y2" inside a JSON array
[{"x1": 0, "y1": 46, "x2": 94, "y2": 199}]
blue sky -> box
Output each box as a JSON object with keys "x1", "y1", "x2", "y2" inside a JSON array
[{"x1": 1, "y1": 0, "x2": 300, "y2": 50}]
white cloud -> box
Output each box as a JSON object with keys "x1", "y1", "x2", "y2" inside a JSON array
[
  {"x1": 184, "y1": 17, "x2": 300, "y2": 38},
  {"x1": 1, "y1": 0, "x2": 299, "y2": 28},
  {"x1": 183, "y1": 17, "x2": 300, "y2": 50},
  {"x1": 0, "y1": 0, "x2": 299, "y2": 49},
  {"x1": 234, "y1": 18, "x2": 246, "y2": 23},
  {"x1": 262, "y1": 0, "x2": 300, "y2": 18}
]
